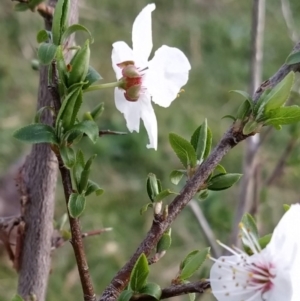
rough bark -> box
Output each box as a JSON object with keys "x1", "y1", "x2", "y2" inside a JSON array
[{"x1": 17, "y1": 1, "x2": 79, "y2": 300}]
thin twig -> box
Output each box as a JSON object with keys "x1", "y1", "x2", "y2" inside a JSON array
[
  {"x1": 49, "y1": 63, "x2": 96, "y2": 301},
  {"x1": 231, "y1": 0, "x2": 265, "y2": 247},
  {"x1": 99, "y1": 40, "x2": 300, "y2": 301},
  {"x1": 99, "y1": 130, "x2": 127, "y2": 137},
  {"x1": 265, "y1": 137, "x2": 298, "y2": 186},
  {"x1": 131, "y1": 281, "x2": 210, "y2": 301},
  {"x1": 188, "y1": 200, "x2": 221, "y2": 258}
]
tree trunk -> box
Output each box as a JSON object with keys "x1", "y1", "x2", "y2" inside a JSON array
[{"x1": 17, "y1": 1, "x2": 78, "y2": 300}]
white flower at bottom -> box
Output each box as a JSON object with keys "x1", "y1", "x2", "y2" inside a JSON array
[
  {"x1": 112, "y1": 4, "x2": 191, "y2": 150},
  {"x1": 209, "y1": 204, "x2": 300, "y2": 301}
]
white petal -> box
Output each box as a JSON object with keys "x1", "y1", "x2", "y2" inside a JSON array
[
  {"x1": 112, "y1": 41, "x2": 134, "y2": 79},
  {"x1": 139, "y1": 94, "x2": 158, "y2": 150},
  {"x1": 147, "y1": 45, "x2": 191, "y2": 108},
  {"x1": 210, "y1": 255, "x2": 259, "y2": 301},
  {"x1": 132, "y1": 4, "x2": 155, "y2": 67},
  {"x1": 114, "y1": 88, "x2": 140, "y2": 132}
]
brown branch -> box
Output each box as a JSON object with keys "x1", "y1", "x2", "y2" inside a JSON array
[
  {"x1": 131, "y1": 281, "x2": 210, "y2": 301},
  {"x1": 99, "y1": 41, "x2": 300, "y2": 301}
]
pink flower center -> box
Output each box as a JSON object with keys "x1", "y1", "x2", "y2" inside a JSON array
[{"x1": 117, "y1": 61, "x2": 144, "y2": 102}]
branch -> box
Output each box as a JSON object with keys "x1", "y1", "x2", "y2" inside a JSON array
[
  {"x1": 99, "y1": 41, "x2": 300, "y2": 301},
  {"x1": 99, "y1": 130, "x2": 127, "y2": 137},
  {"x1": 131, "y1": 281, "x2": 210, "y2": 301},
  {"x1": 49, "y1": 62, "x2": 96, "y2": 301},
  {"x1": 188, "y1": 200, "x2": 221, "y2": 258}
]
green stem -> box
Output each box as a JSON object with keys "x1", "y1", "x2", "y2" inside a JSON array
[{"x1": 84, "y1": 82, "x2": 120, "y2": 92}]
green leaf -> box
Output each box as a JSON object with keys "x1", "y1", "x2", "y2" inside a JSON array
[
  {"x1": 78, "y1": 155, "x2": 97, "y2": 193},
  {"x1": 243, "y1": 119, "x2": 260, "y2": 135},
  {"x1": 90, "y1": 102, "x2": 104, "y2": 120},
  {"x1": 203, "y1": 127, "x2": 212, "y2": 159},
  {"x1": 38, "y1": 43, "x2": 57, "y2": 65},
  {"x1": 118, "y1": 290, "x2": 133, "y2": 301},
  {"x1": 199, "y1": 190, "x2": 209, "y2": 200},
  {"x1": 65, "y1": 120, "x2": 99, "y2": 144},
  {"x1": 179, "y1": 248, "x2": 210, "y2": 280},
  {"x1": 14, "y1": 3, "x2": 29, "y2": 11},
  {"x1": 258, "y1": 234, "x2": 272, "y2": 250},
  {"x1": 264, "y1": 71, "x2": 294, "y2": 112},
  {"x1": 85, "y1": 180, "x2": 104, "y2": 196},
  {"x1": 283, "y1": 204, "x2": 291, "y2": 212},
  {"x1": 264, "y1": 106, "x2": 300, "y2": 126},
  {"x1": 207, "y1": 173, "x2": 242, "y2": 191},
  {"x1": 36, "y1": 29, "x2": 50, "y2": 43},
  {"x1": 73, "y1": 150, "x2": 85, "y2": 188},
  {"x1": 60, "y1": 144, "x2": 76, "y2": 169},
  {"x1": 154, "y1": 189, "x2": 178, "y2": 202},
  {"x1": 56, "y1": 45, "x2": 68, "y2": 94},
  {"x1": 28, "y1": 0, "x2": 44, "y2": 9},
  {"x1": 146, "y1": 173, "x2": 160, "y2": 202},
  {"x1": 169, "y1": 133, "x2": 197, "y2": 168},
  {"x1": 68, "y1": 193, "x2": 86, "y2": 218},
  {"x1": 130, "y1": 253, "x2": 149, "y2": 292},
  {"x1": 190, "y1": 119, "x2": 207, "y2": 162},
  {"x1": 189, "y1": 293, "x2": 196, "y2": 301},
  {"x1": 286, "y1": 51, "x2": 300, "y2": 65},
  {"x1": 214, "y1": 164, "x2": 226, "y2": 175},
  {"x1": 52, "y1": 0, "x2": 70, "y2": 45},
  {"x1": 169, "y1": 169, "x2": 186, "y2": 185},
  {"x1": 254, "y1": 89, "x2": 271, "y2": 119},
  {"x1": 13, "y1": 124, "x2": 58, "y2": 145},
  {"x1": 83, "y1": 66, "x2": 103, "y2": 89},
  {"x1": 140, "y1": 203, "x2": 153, "y2": 215},
  {"x1": 56, "y1": 86, "x2": 83, "y2": 131},
  {"x1": 61, "y1": 24, "x2": 94, "y2": 44},
  {"x1": 139, "y1": 283, "x2": 162, "y2": 300},
  {"x1": 236, "y1": 99, "x2": 251, "y2": 120},
  {"x1": 11, "y1": 295, "x2": 24, "y2": 301},
  {"x1": 230, "y1": 90, "x2": 253, "y2": 103},
  {"x1": 156, "y1": 230, "x2": 172, "y2": 253},
  {"x1": 222, "y1": 115, "x2": 236, "y2": 121}
]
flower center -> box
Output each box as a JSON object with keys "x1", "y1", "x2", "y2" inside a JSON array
[{"x1": 117, "y1": 61, "x2": 144, "y2": 102}]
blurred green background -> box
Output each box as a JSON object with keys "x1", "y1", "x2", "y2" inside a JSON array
[{"x1": 1, "y1": 0, "x2": 300, "y2": 300}]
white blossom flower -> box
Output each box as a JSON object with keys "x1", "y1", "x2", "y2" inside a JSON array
[
  {"x1": 209, "y1": 204, "x2": 300, "y2": 301},
  {"x1": 111, "y1": 4, "x2": 191, "y2": 149}
]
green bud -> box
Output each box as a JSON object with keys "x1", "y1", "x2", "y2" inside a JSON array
[
  {"x1": 68, "y1": 40, "x2": 90, "y2": 87},
  {"x1": 146, "y1": 173, "x2": 160, "y2": 202},
  {"x1": 90, "y1": 103, "x2": 104, "y2": 120}
]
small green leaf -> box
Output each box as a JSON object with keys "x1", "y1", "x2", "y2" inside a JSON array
[
  {"x1": 140, "y1": 203, "x2": 153, "y2": 215},
  {"x1": 52, "y1": 0, "x2": 70, "y2": 45},
  {"x1": 264, "y1": 106, "x2": 300, "y2": 126},
  {"x1": 13, "y1": 124, "x2": 58, "y2": 145},
  {"x1": 90, "y1": 102, "x2": 104, "y2": 120},
  {"x1": 61, "y1": 23, "x2": 94, "y2": 44},
  {"x1": 38, "y1": 43, "x2": 57, "y2": 65},
  {"x1": 34, "y1": 106, "x2": 54, "y2": 123},
  {"x1": 130, "y1": 253, "x2": 149, "y2": 292},
  {"x1": 11, "y1": 295, "x2": 24, "y2": 301},
  {"x1": 170, "y1": 169, "x2": 186, "y2": 185},
  {"x1": 65, "y1": 120, "x2": 99, "y2": 144},
  {"x1": 78, "y1": 154, "x2": 97, "y2": 193},
  {"x1": 199, "y1": 190, "x2": 209, "y2": 200},
  {"x1": 83, "y1": 66, "x2": 103, "y2": 89},
  {"x1": 258, "y1": 234, "x2": 272, "y2": 250},
  {"x1": 139, "y1": 283, "x2": 162, "y2": 300},
  {"x1": 60, "y1": 144, "x2": 76, "y2": 169},
  {"x1": 14, "y1": 3, "x2": 29, "y2": 11},
  {"x1": 214, "y1": 164, "x2": 226, "y2": 175},
  {"x1": 189, "y1": 293, "x2": 196, "y2": 301},
  {"x1": 146, "y1": 173, "x2": 160, "y2": 202},
  {"x1": 118, "y1": 290, "x2": 133, "y2": 301},
  {"x1": 254, "y1": 89, "x2": 271, "y2": 118},
  {"x1": 36, "y1": 29, "x2": 50, "y2": 43},
  {"x1": 222, "y1": 115, "x2": 236, "y2": 121},
  {"x1": 190, "y1": 119, "x2": 207, "y2": 162},
  {"x1": 169, "y1": 133, "x2": 197, "y2": 168},
  {"x1": 264, "y1": 71, "x2": 294, "y2": 112},
  {"x1": 230, "y1": 90, "x2": 253, "y2": 104},
  {"x1": 68, "y1": 193, "x2": 86, "y2": 218},
  {"x1": 73, "y1": 150, "x2": 85, "y2": 188},
  {"x1": 179, "y1": 248, "x2": 210, "y2": 280},
  {"x1": 85, "y1": 180, "x2": 104, "y2": 196},
  {"x1": 236, "y1": 99, "x2": 251, "y2": 120},
  {"x1": 243, "y1": 120, "x2": 260, "y2": 135},
  {"x1": 154, "y1": 189, "x2": 178, "y2": 202},
  {"x1": 207, "y1": 173, "x2": 242, "y2": 191},
  {"x1": 286, "y1": 51, "x2": 300, "y2": 65},
  {"x1": 157, "y1": 230, "x2": 172, "y2": 253}
]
